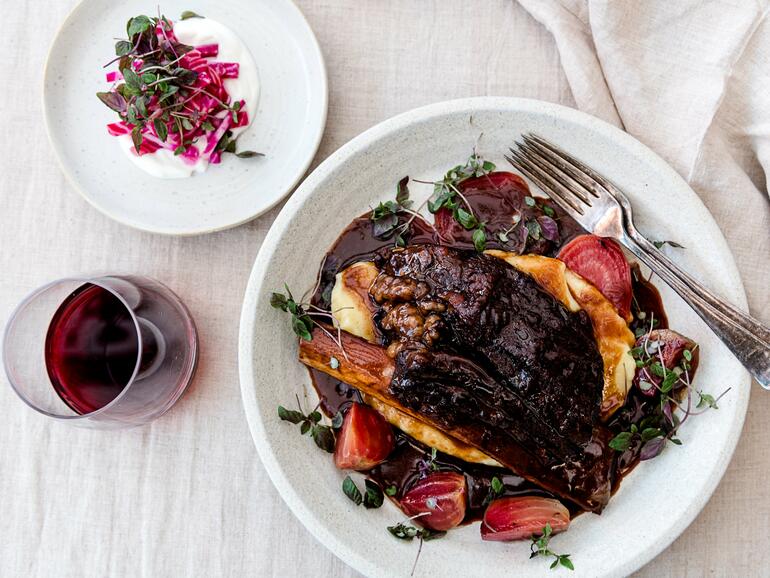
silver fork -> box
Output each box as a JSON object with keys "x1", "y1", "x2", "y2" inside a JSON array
[{"x1": 506, "y1": 133, "x2": 770, "y2": 388}]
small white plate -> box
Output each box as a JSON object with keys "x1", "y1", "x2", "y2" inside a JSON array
[
  {"x1": 239, "y1": 98, "x2": 750, "y2": 577},
  {"x1": 43, "y1": 0, "x2": 327, "y2": 235}
]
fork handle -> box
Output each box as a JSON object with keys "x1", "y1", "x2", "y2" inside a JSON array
[{"x1": 620, "y1": 230, "x2": 770, "y2": 388}]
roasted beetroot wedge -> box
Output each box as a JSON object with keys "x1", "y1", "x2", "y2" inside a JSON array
[
  {"x1": 481, "y1": 496, "x2": 570, "y2": 542},
  {"x1": 401, "y1": 471, "x2": 467, "y2": 531},
  {"x1": 558, "y1": 234, "x2": 632, "y2": 321},
  {"x1": 334, "y1": 402, "x2": 395, "y2": 470}
]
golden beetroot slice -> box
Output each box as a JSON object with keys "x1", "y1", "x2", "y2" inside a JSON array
[
  {"x1": 334, "y1": 403, "x2": 395, "y2": 470},
  {"x1": 481, "y1": 496, "x2": 570, "y2": 542},
  {"x1": 401, "y1": 471, "x2": 467, "y2": 531}
]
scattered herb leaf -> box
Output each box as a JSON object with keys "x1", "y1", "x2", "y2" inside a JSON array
[{"x1": 363, "y1": 479, "x2": 385, "y2": 509}]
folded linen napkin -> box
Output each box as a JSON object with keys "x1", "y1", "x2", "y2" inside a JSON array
[{"x1": 517, "y1": 0, "x2": 770, "y2": 322}]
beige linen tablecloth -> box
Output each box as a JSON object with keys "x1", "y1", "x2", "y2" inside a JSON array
[{"x1": 0, "y1": 1, "x2": 767, "y2": 576}]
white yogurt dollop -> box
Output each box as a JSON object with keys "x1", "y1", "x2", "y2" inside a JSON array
[{"x1": 116, "y1": 18, "x2": 260, "y2": 179}]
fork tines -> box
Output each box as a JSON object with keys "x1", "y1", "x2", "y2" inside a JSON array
[{"x1": 506, "y1": 133, "x2": 622, "y2": 222}]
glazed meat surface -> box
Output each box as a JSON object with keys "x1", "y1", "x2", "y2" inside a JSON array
[{"x1": 371, "y1": 245, "x2": 605, "y2": 466}]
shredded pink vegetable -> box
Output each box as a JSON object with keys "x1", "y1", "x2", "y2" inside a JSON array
[{"x1": 103, "y1": 18, "x2": 247, "y2": 165}]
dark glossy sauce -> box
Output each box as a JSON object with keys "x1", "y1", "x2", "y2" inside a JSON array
[
  {"x1": 306, "y1": 175, "x2": 669, "y2": 522},
  {"x1": 630, "y1": 263, "x2": 668, "y2": 331}
]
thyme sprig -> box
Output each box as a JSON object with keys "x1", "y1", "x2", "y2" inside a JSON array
[
  {"x1": 387, "y1": 514, "x2": 446, "y2": 576},
  {"x1": 530, "y1": 523, "x2": 574, "y2": 571}
]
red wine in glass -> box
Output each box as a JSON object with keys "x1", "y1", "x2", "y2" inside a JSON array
[
  {"x1": 45, "y1": 283, "x2": 139, "y2": 415},
  {"x1": 4, "y1": 275, "x2": 198, "y2": 428}
]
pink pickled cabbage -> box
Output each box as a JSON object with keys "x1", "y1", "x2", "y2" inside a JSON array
[{"x1": 104, "y1": 18, "x2": 248, "y2": 166}]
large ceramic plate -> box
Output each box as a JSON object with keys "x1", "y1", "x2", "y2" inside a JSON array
[
  {"x1": 43, "y1": 0, "x2": 327, "y2": 235},
  {"x1": 239, "y1": 98, "x2": 750, "y2": 577}
]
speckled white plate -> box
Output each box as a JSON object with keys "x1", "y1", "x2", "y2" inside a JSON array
[
  {"x1": 239, "y1": 98, "x2": 750, "y2": 577},
  {"x1": 43, "y1": 0, "x2": 327, "y2": 235}
]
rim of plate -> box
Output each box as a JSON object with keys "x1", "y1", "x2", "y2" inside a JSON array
[
  {"x1": 41, "y1": 0, "x2": 328, "y2": 236},
  {"x1": 239, "y1": 96, "x2": 750, "y2": 577}
]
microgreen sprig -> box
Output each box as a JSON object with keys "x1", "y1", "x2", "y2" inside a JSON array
[
  {"x1": 387, "y1": 515, "x2": 446, "y2": 576},
  {"x1": 270, "y1": 285, "x2": 314, "y2": 341},
  {"x1": 277, "y1": 395, "x2": 338, "y2": 453},
  {"x1": 482, "y1": 475, "x2": 505, "y2": 506},
  {"x1": 610, "y1": 319, "x2": 730, "y2": 461},
  {"x1": 530, "y1": 523, "x2": 574, "y2": 571},
  {"x1": 97, "y1": 11, "x2": 260, "y2": 158},
  {"x1": 420, "y1": 152, "x2": 494, "y2": 251}
]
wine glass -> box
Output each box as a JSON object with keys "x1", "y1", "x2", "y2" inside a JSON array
[{"x1": 2, "y1": 275, "x2": 198, "y2": 429}]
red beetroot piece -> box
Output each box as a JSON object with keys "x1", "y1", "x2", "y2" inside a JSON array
[
  {"x1": 334, "y1": 402, "x2": 395, "y2": 470},
  {"x1": 558, "y1": 234, "x2": 633, "y2": 321},
  {"x1": 400, "y1": 471, "x2": 467, "y2": 531},
  {"x1": 481, "y1": 496, "x2": 570, "y2": 541}
]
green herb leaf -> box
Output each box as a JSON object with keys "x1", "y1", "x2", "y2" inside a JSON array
[
  {"x1": 180, "y1": 10, "x2": 204, "y2": 20},
  {"x1": 529, "y1": 523, "x2": 573, "y2": 570},
  {"x1": 697, "y1": 391, "x2": 718, "y2": 409},
  {"x1": 277, "y1": 405, "x2": 304, "y2": 424},
  {"x1": 96, "y1": 91, "x2": 127, "y2": 113},
  {"x1": 235, "y1": 150, "x2": 264, "y2": 159},
  {"x1": 609, "y1": 431, "x2": 634, "y2": 452},
  {"x1": 652, "y1": 239, "x2": 685, "y2": 250},
  {"x1": 396, "y1": 176, "x2": 411, "y2": 208},
  {"x1": 491, "y1": 476, "x2": 504, "y2": 495},
  {"x1": 342, "y1": 476, "x2": 363, "y2": 506},
  {"x1": 121, "y1": 67, "x2": 141, "y2": 90},
  {"x1": 292, "y1": 315, "x2": 313, "y2": 341},
  {"x1": 525, "y1": 219, "x2": 542, "y2": 241},
  {"x1": 312, "y1": 425, "x2": 335, "y2": 453},
  {"x1": 641, "y1": 427, "x2": 663, "y2": 442},
  {"x1": 455, "y1": 207, "x2": 477, "y2": 229},
  {"x1": 420, "y1": 528, "x2": 446, "y2": 541},
  {"x1": 153, "y1": 119, "x2": 168, "y2": 141},
  {"x1": 270, "y1": 292, "x2": 289, "y2": 310},
  {"x1": 127, "y1": 15, "x2": 152, "y2": 37},
  {"x1": 130, "y1": 126, "x2": 143, "y2": 153},
  {"x1": 385, "y1": 485, "x2": 398, "y2": 496},
  {"x1": 473, "y1": 226, "x2": 487, "y2": 252},
  {"x1": 115, "y1": 40, "x2": 133, "y2": 56},
  {"x1": 387, "y1": 522, "x2": 418, "y2": 541},
  {"x1": 559, "y1": 556, "x2": 575, "y2": 571},
  {"x1": 363, "y1": 480, "x2": 384, "y2": 509}
]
